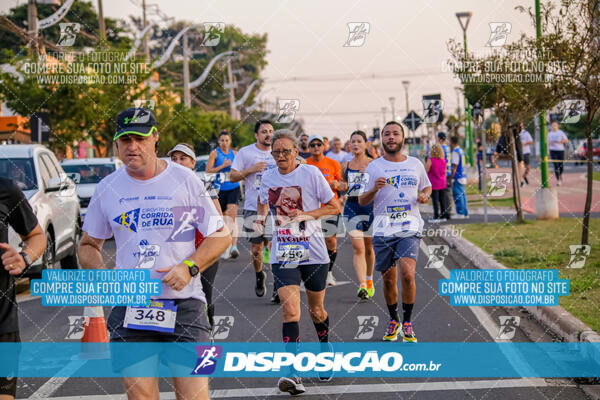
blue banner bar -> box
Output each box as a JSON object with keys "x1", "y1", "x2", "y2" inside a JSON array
[{"x1": 0, "y1": 342, "x2": 598, "y2": 378}]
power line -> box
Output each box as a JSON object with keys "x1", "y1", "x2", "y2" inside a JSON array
[{"x1": 264, "y1": 70, "x2": 448, "y2": 83}]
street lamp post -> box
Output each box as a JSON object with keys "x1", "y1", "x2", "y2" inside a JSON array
[
  {"x1": 389, "y1": 97, "x2": 396, "y2": 122},
  {"x1": 454, "y1": 86, "x2": 462, "y2": 119},
  {"x1": 402, "y1": 80, "x2": 410, "y2": 115},
  {"x1": 456, "y1": 11, "x2": 474, "y2": 166},
  {"x1": 381, "y1": 106, "x2": 387, "y2": 126}
]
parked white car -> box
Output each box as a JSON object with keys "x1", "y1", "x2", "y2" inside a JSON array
[
  {"x1": 195, "y1": 155, "x2": 209, "y2": 180},
  {"x1": 61, "y1": 157, "x2": 124, "y2": 220},
  {"x1": 0, "y1": 144, "x2": 81, "y2": 276}
]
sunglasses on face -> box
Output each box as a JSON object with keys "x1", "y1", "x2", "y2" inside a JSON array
[{"x1": 310, "y1": 142, "x2": 323, "y2": 148}]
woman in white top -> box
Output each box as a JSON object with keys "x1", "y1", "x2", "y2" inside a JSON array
[{"x1": 548, "y1": 121, "x2": 569, "y2": 185}]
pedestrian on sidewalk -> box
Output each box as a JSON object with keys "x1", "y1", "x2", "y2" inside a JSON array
[
  {"x1": 425, "y1": 143, "x2": 447, "y2": 223},
  {"x1": 519, "y1": 122, "x2": 533, "y2": 186},
  {"x1": 437, "y1": 132, "x2": 452, "y2": 219},
  {"x1": 450, "y1": 136, "x2": 469, "y2": 219},
  {"x1": 548, "y1": 121, "x2": 569, "y2": 186}
]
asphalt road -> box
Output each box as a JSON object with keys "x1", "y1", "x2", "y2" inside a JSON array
[{"x1": 15, "y1": 225, "x2": 592, "y2": 399}]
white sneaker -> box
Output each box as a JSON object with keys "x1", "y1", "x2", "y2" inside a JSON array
[
  {"x1": 454, "y1": 214, "x2": 469, "y2": 219},
  {"x1": 326, "y1": 271, "x2": 336, "y2": 286},
  {"x1": 221, "y1": 246, "x2": 231, "y2": 259}
]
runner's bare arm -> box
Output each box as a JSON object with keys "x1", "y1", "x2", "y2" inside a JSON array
[
  {"x1": 254, "y1": 200, "x2": 269, "y2": 233},
  {"x1": 358, "y1": 177, "x2": 386, "y2": 206},
  {"x1": 78, "y1": 232, "x2": 105, "y2": 269},
  {"x1": 205, "y1": 150, "x2": 220, "y2": 173},
  {"x1": 289, "y1": 196, "x2": 340, "y2": 222},
  {"x1": 231, "y1": 162, "x2": 267, "y2": 182},
  {"x1": 417, "y1": 186, "x2": 432, "y2": 203},
  {"x1": 191, "y1": 226, "x2": 231, "y2": 272},
  {"x1": 1, "y1": 224, "x2": 45, "y2": 275}
]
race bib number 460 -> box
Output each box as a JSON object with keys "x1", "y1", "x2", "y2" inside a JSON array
[
  {"x1": 276, "y1": 242, "x2": 309, "y2": 262},
  {"x1": 124, "y1": 300, "x2": 177, "y2": 333},
  {"x1": 386, "y1": 205, "x2": 411, "y2": 225}
]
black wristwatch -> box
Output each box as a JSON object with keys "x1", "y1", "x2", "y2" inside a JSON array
[
  {"x1": 183, "y1": 259, "x2": 199, "y2": 277},
  {"x1": 19, "y1": 251, "x2": 32, "y2": 270}
]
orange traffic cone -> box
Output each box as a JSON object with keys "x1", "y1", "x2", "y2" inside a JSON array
[{"x1": 79, "y1": 306, "x2": 110, "y2": 359}]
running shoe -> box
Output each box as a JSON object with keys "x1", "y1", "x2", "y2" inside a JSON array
[
  {"x1": 230, "y1": 245, "x2": 239, "y2": 259},
  {"x1": 278, "y1": 376, "x2": 306, "y2": 395},
  {"x1": 221, "y1": 246, "x2": 231, "y2": 260},
  {"x1": 262, "y1": 246, "x2": 271, "y2": 264},
  {"x1": 383, "y1": 319, "x2": 399, "y2": 341},
  {"x1": 326, "y1": 271, "x2": 336, "y2": 286},
  {"x1": 255, "y1": 270, "x2": 267, "y2": 297},
  {"x1": 366, "y1": 280, "x2": 375, "y2": 298},
  {"x1": 318, "y1": 342, "x2": 334, "y2": 382},
  {"x1": 357, "y1": 285, "x2": 368, "y2": 300},
  {"x1": 270, "y1": 290, "x2": 280, "y2": 304},
  {"x1": 402, "y1": 321, "x2": 417, "y2": 343}
]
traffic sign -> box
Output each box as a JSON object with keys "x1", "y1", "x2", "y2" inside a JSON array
[{"x1": 403, "y1": 111, "x2": 423, "y2": 132}]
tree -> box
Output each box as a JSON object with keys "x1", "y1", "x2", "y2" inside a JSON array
[
  {"x1": 0, "y1": 1, "x2": 132, "y2": 63},
  {"x1": 447, "y1": 36, "x2": 555, "y2": 222},
  {"x1": 0, "y1": 50, "x2": 152, "y2": 155},
  {"x1": 517, "y1": 0, "x2": 600, "y2": 244}
]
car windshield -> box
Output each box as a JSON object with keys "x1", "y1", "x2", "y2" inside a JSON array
[
  {"x1": 196, "y1": 159, "x2": 207, "y2": 172},
  {"x1": 62, "y1": 163, "x2": 116, "y2": 184},
  {"x1": 0, "y1": 158, "x2": 37, "y2": 191}
]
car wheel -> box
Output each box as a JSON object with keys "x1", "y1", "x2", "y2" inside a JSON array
[{"x1": 60, "y1": 222, "x2": 80, "y2": 269}]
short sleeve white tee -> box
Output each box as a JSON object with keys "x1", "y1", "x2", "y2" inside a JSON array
[
  {"x1": 231, "y1": 143, "x2": 277, "y2": 211},
  {"x1": 363, "y1": 156, "x2": 431, "y2": 237},
  {"x1": 82, "y1": 161, "x2": 224, "y2": 302},
  {"x1": 519, "y1": 130, "x2": 533, "y2": 154},
  {"x1": 259, "y1": 164, "x2": 335, "y2": 265},
  {"x1": 326, "y1": 150, "x2": 349, "y2": 164},
  {"x1": 548, "y1": 130, "x2": 568, "y2": 151}
]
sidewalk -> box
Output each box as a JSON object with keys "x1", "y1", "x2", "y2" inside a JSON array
[{"x1": 469, "y1": 167, "x2": 600, "y2": 215}]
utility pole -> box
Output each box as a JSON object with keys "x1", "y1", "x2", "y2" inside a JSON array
[
  {"x1": 381, "y1": 106, "x2": 387, "y2": 126},
  {"x1": 226, "y1": 58, "x2": 237, "y2": 119},
  {"x1": 97, "y1": 0, "x2": 106, "y2": 42},
  {"x1": 182, "y1": 32, "x2": 191, "y2": 107},
  {"x1": 142, "y1": 0, "x2": 150, "y2": 62},
  {"x1": 27, "y1": 0, "x2": 38, "y2": 56},
  {"x1": 389, "y1": 97, "x2": 396, "y2": 121}
]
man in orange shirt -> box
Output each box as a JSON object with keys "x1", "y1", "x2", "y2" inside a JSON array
[{"x1": 306, "y1": 134, "x2": 347, "y2": 286}]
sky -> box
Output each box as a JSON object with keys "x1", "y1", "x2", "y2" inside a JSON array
[{"x1": 3, "y1": 0, "x2": 536, "y2": 141}]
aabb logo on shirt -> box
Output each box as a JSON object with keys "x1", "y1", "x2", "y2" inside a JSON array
[
  {"x1": 113, "y1": 207, "x2": 174, "y2": 233},
  {"x1": 386, "y1": 175, "x2": 417, "y2": 188}
]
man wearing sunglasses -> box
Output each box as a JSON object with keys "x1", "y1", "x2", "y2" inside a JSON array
[{"x1": 306, "y1": 135, "x2": 346, "y2": 286}]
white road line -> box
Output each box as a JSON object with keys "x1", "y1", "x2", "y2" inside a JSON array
[
  {"x1": 29, "y1": 360, "x2": 86, "y2": 399},
  {"x1": 419, "y1": 240, "x2": 536, "y2": 376},
  {"x1": 419, "y1": 241, "x2": 500, "y2": 340},
  {"x1": 35, "y1": 378, "x2": 559, "y2": 400}
]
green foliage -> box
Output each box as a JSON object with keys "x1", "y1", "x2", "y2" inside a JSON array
[
  {"x1": 154, "y1": 103, "x2": 255, "y2": 155},
  {"x1": 0, "y1": 0, "x2": 132, "y2": 64}
]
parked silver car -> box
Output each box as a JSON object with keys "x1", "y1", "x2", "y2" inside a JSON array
[
  {"x1": 0, "y1": 144, "x2": 81, "y2": 277},
  {"x1": 61, "y1": 157, "x2": 124, "y2": 220}
]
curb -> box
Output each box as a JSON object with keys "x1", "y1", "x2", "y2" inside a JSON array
[{"x1": 437, "y1": 224, "x2": 600, "y2": 344}]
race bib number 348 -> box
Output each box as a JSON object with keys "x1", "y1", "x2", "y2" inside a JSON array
[{"x1": 124, "y1": 300, "x2": 177, "y2": 333}]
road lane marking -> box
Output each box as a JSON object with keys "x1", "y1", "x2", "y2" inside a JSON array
[{"x1": 33, "y1": 378, "x2": 560, "y2": 399}]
